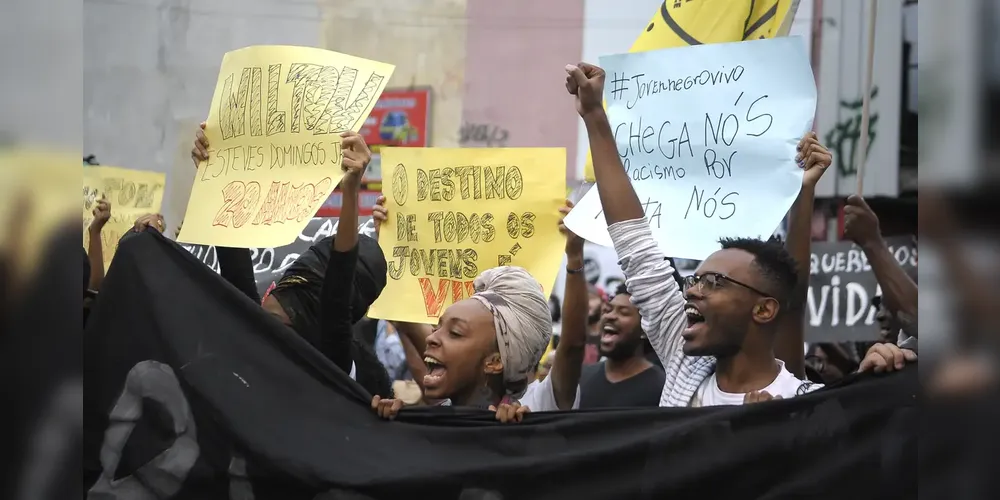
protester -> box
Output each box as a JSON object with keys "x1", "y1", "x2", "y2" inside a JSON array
[
  {"x1": 565, "y1": 61, "x2": 832, "y2": 406},
  {"x1": 190, "y1": 124, "x2": 393, "y2": 398},
  {"x1": 582, "y1": 284, "x2": 608, "y2": 364},
  {"x1": 372, "y1": 265, "x2": 553, "y2": 421},
  {"x1": 578, "y1": 283, "x2": 665, "y2": 408},
  {"x1": 370, "y1": 198, "x2": 582, "y2": 420},
  {"x1": 85, "y1": 196, "x2": 110, "y2": 292},
  {"x1": 844, "y1": 195, "x2": 919, "y2": 349}
]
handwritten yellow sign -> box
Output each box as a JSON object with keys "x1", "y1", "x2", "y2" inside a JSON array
[
  {"x1": 582, "y1": 0, "x2": 799, "y2": 181},
  {"x1": 368, "y1": 148, "x2": 567, "y2": 323},
  {"x1": 83, "y1": 166, "x2": 166, "y2": 270},
  {"x1": 178, "y1": 45, "x2": 395, "y2": 247}
]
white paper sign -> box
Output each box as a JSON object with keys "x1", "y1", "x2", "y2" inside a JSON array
[{"x1": 564, "y1": 37, "x2": 816, "y2": 260}]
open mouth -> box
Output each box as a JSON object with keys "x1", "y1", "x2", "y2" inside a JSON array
[
  {"x1": 600, "y1": 323, "x2": 619, "y2": 345},
  {"x1": 682, "y1": 304, "x2": 706, "y2": 338},
  {"x1": 423, "y1": 356, "x2": 447, "y2": 387}
]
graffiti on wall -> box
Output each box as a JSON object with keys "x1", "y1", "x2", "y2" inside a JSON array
[
  {"x1": 825, "y1": 86, "x2": 879, "y2": 177},
  {"x1": 459, "y1": 122, "x2": 509, "y2": 147}
]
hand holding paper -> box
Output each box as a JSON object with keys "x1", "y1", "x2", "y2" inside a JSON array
[{"x1": 563, "y1": 37, "x2": 816, "y2": 260}]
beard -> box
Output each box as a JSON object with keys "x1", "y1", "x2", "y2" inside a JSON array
[{"x1": 600, "y1": 335, "x2": 643, "y2": 361}]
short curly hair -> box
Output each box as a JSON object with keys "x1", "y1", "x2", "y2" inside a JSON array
[{"x1": 718, "y1": 237, "x2": 799, "y2": 308}]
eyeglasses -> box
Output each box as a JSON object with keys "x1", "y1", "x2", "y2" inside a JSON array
[{"x1": 682, "y1": 272, "x2": 774, "y2": 299}]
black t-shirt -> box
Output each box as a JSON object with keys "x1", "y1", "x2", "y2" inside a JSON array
[{"x1": 579, "y1": 361, "x2": 665, "y2": 409}]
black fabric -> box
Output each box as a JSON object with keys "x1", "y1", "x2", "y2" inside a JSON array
[
  {"x1": 272, "y1": 234, "x2": 386, "y2": 326},
  {"x1": 270, "y1": 235, "x2": 392, "y2": 398},
  {"x1": 579, "y1": 362, "x2": 665, "y2": 409},
  {"x1": 83, "y1": 231, "x2": 917, "y2": 500}
]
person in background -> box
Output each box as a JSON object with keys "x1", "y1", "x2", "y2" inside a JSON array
[
  {"x1": 844, "y1": 195, "x2": 918, "y2": 348},
  {"x1": 84, "y1": 196, "x2": 111, "y2": 323},
  {"x1": 805, "y1": 343, "x2": 859, "y2": 384},
  {"x1": 583, "y1": 284, "x2": 608, "y2": 364},
  {"x1": 578, "y1": 283, "x2": 664, "y2": 408},
  {"x1": 375, "y1": 320, "x2": 411, "y2": 381},
  {"x1": 567, "y1": 61, "x2": 829, "y2": 406},
  {"x1": 536, "y1": 351, "x2": 555, "y2": 382}
]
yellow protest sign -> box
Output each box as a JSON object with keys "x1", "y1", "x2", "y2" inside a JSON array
[
  {"x1": 582, "y1": 0, "x2": 799, "y2": 181},
  {"x1": 83, "y1": 166, "x2": 166, "y2": 270},
  {"x1": 178, "y1": 45, "x2": 395, "y2": 247},
  {"x1": 368, "y1": 148, "x2": 567, "y2": 324}
]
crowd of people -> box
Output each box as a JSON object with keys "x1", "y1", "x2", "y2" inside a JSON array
[{"x1": 83, "y1": 62, "x2": 918, "y2": 427}]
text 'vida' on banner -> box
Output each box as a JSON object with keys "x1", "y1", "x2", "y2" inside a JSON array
[
  {"x1": 367, "y1": 148, "x2": 567, "y2": 323},
  {"x1": 564, "y1": 37, "x2": 816, "y2": 260},
  {"x1": 178, "y1": 45, "x2": 395, "y2": 248}
]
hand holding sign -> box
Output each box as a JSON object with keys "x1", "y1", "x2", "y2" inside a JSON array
[
  {"x1": 89, "y1": 197, "x2": 111, "y2": 234},
  {"x1": 565, "y1": 63, "x2": 606, "y2": 118},
  {"x1": 797, "y1": 132, "x2": 833, "y2": 188},
  {"x1": 178, "y1": 45, "x2": 395, "y2": 248},
  {"x1": 563, "y1": 38, "x2": 817, "y2": 260}
]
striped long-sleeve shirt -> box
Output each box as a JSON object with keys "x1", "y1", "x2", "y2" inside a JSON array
[{"x1": 608, "y1": 218, "x2": 820, "y2": 407}]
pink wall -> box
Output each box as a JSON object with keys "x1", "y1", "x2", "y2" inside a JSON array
[{"x1": 461, "y1": 0, "x2": 584, "y2": 182}]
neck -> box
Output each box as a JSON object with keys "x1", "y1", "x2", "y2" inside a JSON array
[
  {"x1": 605, "y1": 353, "x2": 649, "y2": 374},
  {"x1": 714, "y1": 349, "x2": 781, "y2": 394},
  {"x1": 452, "y1": 383, "x2": 501, "y2": 409}
]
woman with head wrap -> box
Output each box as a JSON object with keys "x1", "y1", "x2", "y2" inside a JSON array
[
  {"x1": 189, "y1": 125, "x2": 392, "y2": 398},
  {"x1": 372, "y1": 265, "x2": 554, "y2": 422}
]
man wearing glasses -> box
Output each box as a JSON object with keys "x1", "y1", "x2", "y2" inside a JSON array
[{"x1": 567, "y1": 62, "x2": 829, "y2": 407}]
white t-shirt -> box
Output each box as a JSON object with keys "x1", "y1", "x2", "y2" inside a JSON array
[
  {"x1": 688, "y1": 360, "x2": 822, "y2": 408},
  {"x1": 517, "y1": 375, "x2": 580, "y2": 412}
]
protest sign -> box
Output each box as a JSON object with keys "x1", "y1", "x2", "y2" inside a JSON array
[
  {"x1": 581, "y1": 0, "x2": 801, "y2": 181},
  {"x1": 178, "y1": 45, "x2": 394, "y2": 248},
  {"x1": 368, "y1": 148, "x2": 566, "y2": 323},
  {"x1": 565, "y1": 37, "x2": 816, "y2": 260},
  {"x1": 83, "y1": 165, "x2": 166, "y2": 270},
  {"x1": 806, "y1": 236, "x2": 917, "y2": 342}
]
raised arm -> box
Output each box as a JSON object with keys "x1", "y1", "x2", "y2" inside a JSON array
[
  {"x1": 317, "y1": 131, "x2": 371, "y2": 373},
  {"x1": 565, "y1": 63, "x2": 686, "y2": 367},
  {"x1": 844, "y1": 195, "x2": 918, "y2": 334},
  {"x1": 777, "y1": 132, "x2": 832, "y2": 379},
  {"x1": 86, "y1": 196, "x2": 111, "y2": 291},
  {"x1": 549, "y1": 200, "x2": 587, "y2": 410}
]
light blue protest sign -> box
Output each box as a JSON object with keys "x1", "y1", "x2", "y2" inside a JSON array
[{"x1": 564, "y1": 37, "x2": 816, "y2": 260}]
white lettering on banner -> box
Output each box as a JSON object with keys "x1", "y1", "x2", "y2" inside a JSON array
[{"x1": 563, "y1": 37, "x2": 817, "y2": 260}]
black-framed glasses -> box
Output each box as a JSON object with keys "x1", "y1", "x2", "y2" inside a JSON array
[{"x1": 682, "y1": 272, "x2": 773, "y2": 299}]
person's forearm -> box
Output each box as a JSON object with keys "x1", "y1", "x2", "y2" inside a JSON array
[
  {"x1": 862, "y1": 238, "x2": 918, "y2": 325},
  {"x1": 392, "y1": 321, "x2": 431, "y2": 355},
  {"x1": 552, "y1": 252, "x2": 587, "y2": 409},
  {"x1": 87, "y1": 228, "x2": 105, "y2": 290},
  {"x1": 398, "y1": 333, "x2": 427, "y2": 391},
  {"x1": 583, "y1": 111, "x2": 644, "y2": 225},
  {"x1": 776, "y1": 185, "x2": 813, "y2": 378},
  {"x1": 334, "y1": 181, "x2": 360, "y2": 252}
]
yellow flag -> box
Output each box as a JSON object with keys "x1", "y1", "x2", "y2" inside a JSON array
[
  {"x1": 368, "y1": 148, "x2": 567, "y2": 324},
  {"x1": 83, "y1": 166, "x2": 166, "y2": 270},
  {"x1": 582, "y1": 0, "x2": 800, "y2": 181},
  {"x1": 179, "y1": 46, "x2": 395, "y2": 247}
]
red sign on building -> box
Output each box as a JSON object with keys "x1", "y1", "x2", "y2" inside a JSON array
[
  {"x1": 359, "y1": 88, "x2": 431, "y2": 149},
  {"x1": 317, "y1": 88, "x2": 431, "y2": 218}
]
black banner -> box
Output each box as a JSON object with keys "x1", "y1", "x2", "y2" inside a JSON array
[
  {"x1": 806, "y1": 236, "x2": 917, "y2": 342},
  {"x1": 83, "y1": 231, "x2": 916, "y2": 499}
]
